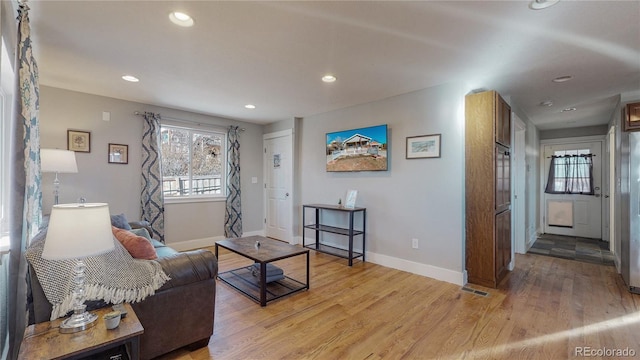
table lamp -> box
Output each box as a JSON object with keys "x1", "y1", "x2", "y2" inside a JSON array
[
  {"x1": 41, "y1": 149, "x2": 78, "y2": 205},
  {"x1": 42, "y1": 202, "x2": 115, "y2": 333}
]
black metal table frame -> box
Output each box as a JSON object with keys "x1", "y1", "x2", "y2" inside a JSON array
[{"x1": 215, "y1": 242, "x2": 310, "y2": 306}]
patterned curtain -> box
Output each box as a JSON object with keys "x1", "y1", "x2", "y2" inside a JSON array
[
  {"x1": 141, "y1": 112, "x2": 165, "y2": 242},
  {"x1": 8, "y1": 3, "x2": 43, "y2": 358},
  {"x1": 224, "y1": 126, "x2": 242, "y2": 238}
]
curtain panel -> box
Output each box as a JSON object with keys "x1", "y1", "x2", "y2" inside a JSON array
[
  {"x1": 140, "y1": 112, "x2": 165, "y2": 242},
  {"x1": 544, "y1": 154, "x2": 595, "y2": 195},
  {"x1": 224, "y1": 126, "x2": 242, "y2": 238},
  {"x1": 8, "y1": 3, "x2": 42, "y2": 359}
]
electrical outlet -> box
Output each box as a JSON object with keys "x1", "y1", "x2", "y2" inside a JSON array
[{"x1": 412, "y1": 238, "x2": 419, "y2": 249}]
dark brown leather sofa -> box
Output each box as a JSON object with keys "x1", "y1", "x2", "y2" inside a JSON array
[{"x1": 28, "y1": 225, "x2": 218, "y2": 360}]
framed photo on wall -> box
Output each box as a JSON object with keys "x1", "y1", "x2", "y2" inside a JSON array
[
  {"x1": 625, "y1": 102, "x2": 640, "y2": 132},
  {"x1": 406, "y1": 134, "x2": 441, "y2": 159},
  {"x1": 67, "y1": 130, "x2": 91, "y2": 153},
  {"x1": 108, "y1": 143, "x2": 128, "y2": 164}
]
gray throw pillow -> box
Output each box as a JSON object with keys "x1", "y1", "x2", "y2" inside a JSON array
[
  {"x1": 110, "y1": 213, "x2": 132, "y2": 230},
  {"x1": 130, "y1": 227, "x2": 153, "y2": 243}
]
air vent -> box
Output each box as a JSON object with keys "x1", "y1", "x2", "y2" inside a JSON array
[{"x1": 461, "y1": 286, "x2": 489, "y2": 297}]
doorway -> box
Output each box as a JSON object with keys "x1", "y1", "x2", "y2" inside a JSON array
[
  {"x1": 263, "y1": 130, "x2": 294, "y2": 243},
  {"x1": 541, "y1": 140, "x2": 603, "y2": 239}
]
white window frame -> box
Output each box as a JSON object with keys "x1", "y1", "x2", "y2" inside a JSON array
[
  {"x1": 0, "y1": 38, "x2": 14, "y2": 253},
  {"x1": 160, "y1": 123, "x2": 227, "y2": 204}
]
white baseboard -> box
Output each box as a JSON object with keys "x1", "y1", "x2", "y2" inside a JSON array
[
  {"x1": 168, "y1": 229, "x2": 266, "y2": 251},
  {"x1": 366, "y1": 251, "x2": 466, "y2": 286},
  {"x1": 168, "y1": 236, "x2": 223, "y2": 252}
]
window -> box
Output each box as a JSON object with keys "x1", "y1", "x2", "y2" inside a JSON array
[
  {"x1": 1, "y1": 38, "x2": 14, "y2": 252},
  {"x1": 544, "y1": 149, "x2": 594, "y2": 195},
  {"x1": 160, "y1": 125, "x2": 226, "y2": 200}
]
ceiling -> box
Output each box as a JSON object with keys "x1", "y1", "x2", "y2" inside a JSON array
[{"x1": 26, "y1": 1, "x2": 640, "y2": 129}]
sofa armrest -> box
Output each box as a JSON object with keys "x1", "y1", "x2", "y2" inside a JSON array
[{"x1": 155, "y1": 249, "x2": 218, "y2": 290}]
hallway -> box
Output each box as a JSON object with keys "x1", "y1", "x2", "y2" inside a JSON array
[{"x1": 528, "y1": 233, "x2": 614, "y2": 266}]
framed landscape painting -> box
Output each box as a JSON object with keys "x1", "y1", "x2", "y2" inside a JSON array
[{"x1": 406, "y1": 134, "x2": 441, "y2": 159}]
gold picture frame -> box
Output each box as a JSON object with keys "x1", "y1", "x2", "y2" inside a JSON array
[
  {"x1": 108, "y1": 143, "x2": 128, "y2": 164},
  {"x1": 625, "y1": 102, "x2": 640, "y2": 132},
  {"x1": 67, "y1": 130, "x2": 91, "y2": 152}
]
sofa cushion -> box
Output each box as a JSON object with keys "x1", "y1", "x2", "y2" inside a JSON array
[
  {"x1": 112, "y1": 226, "x2": 158, "y2": 260},
  {"x1": 130, "y1": 227, "x2": 153, "y2": 242},
  {"x1": 111, "y1": 213, "x2": 132, "y2": 230}
]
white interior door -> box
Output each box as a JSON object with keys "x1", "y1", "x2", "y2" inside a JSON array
[
  {"x1": 542, "y1": 141, "x2": 603, "y2": 239},
  {"x1": 513, "y1": 119, "x2": 526, "y2": 254},
  {"x1": 264, "y1": 130, "x2": 293, "y2": 243}
]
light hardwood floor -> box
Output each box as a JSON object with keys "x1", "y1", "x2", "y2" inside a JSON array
[{"x1": 157, "y1": 247, "x2": 640, "y2": 360}]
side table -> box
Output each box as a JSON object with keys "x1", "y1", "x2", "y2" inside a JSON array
[{"x1": 18, "y1": 303, "x2": 144, "y2": 360}]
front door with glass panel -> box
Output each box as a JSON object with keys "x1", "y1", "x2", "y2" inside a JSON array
[{"x1": 542, "y1": 142, "x2": 603, "y2": 239}]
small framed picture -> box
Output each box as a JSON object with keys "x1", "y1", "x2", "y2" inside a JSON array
[
  {"x1": 344, "y1": 189, "x2": 358, "y2": 209},
  {"x1": 67, "y1": 130, "x2": 91, "y2": 153},
  {"x1": 406, "y1": 134, "x2": 441, "y2": 159},
  {"x1": 108, "y1": 143, "x2": 128, "y2": 164},
  {"x1": 625, "y1": 102, "x2": 640, "y2": 132}
]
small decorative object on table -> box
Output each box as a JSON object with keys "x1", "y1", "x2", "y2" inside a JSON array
[
  {"x1": 344, "y1": 190, "x2": 358, "y2": 209},
  {"x1": 104, "y1": 311, "x2": 121, "y2": 330}
]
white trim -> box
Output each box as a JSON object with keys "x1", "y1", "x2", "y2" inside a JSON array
[
  {"x1": 263, "y1": 128, "x2": 292, "y2": 140},
  {"x1": 540, "y1": 135, "x2": 605, "y2": 145},
  {"x1": 164, "y1": 196, "x2": 226, "y2": 205},
  {"x1": 167, "y1": 230, "x2": 266, "y2": 251},
  {"x1": 366, "y1": 251, "x2": 466, "y2": 286}
]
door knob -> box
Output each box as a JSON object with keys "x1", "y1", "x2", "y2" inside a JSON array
[
  {"x1": 286, "y1": 192, "x2": 290, "y2": 197},
  {"x1": 604, "y1": 195, "x2": 610, "y2": 198}
]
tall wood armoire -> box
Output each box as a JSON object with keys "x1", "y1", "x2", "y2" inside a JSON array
[{"x1": 465, "y1": 90, "x2": 512, "y2": 288}]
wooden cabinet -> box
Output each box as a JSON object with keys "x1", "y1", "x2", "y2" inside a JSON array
[
  {"x1": 496, "y1": 95, "x2": 511, "y2": 147},
  {"x1": 465, "y1": 90, "x2": 512, "y2": 288},
  {"x1": 495, "y1": 144, "x2": 510, "y2": 213}
]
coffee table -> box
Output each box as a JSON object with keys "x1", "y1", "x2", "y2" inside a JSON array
[{"x1": 215, "y1": 236, "x2": 309, "y2": 306}]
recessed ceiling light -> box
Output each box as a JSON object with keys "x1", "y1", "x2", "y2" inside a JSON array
[
  {"x1": 552, "y1": 75, "x2": 573, "y2": 83},
  {"x1": 561, "y1": 107, "x2": 577, "y2": 112},
  {"x1": 122, "y1": 75, "x2": 139, "y2": 82},
  {"x1": 245, "y1": 104, "x2": 256, "y2": 109},
  {"x1": 539, "y1": 100, "x2": 554, "y2": 107},
  {"x1": 169, "y1": 11, "x2": 194, "y2": 27},
  {"x1": 529, "y1": 0, "x2": 560, "y2": 10},
  {"x1": 322, "y1": 75, "x2": 337, "y2": 83}
]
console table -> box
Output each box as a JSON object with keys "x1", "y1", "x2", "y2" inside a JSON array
[{"x1": 302, "y1": 204, "x2": 366, "y2": 266}]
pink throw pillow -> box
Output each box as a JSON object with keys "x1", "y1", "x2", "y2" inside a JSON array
[{"x1": 112, "y1": 226, "x2": 158, "y2": 260}]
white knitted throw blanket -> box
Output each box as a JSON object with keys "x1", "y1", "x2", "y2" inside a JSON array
[{"x1": 26, "y1": 229, "x2": 170, "y2": 320}]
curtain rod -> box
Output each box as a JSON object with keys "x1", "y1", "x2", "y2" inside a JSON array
[
  {"x1": 547, "y1": 154, "x2": 596, "y2": 158},
  {"x1": 134, "y1": 111, "x2": 245, "y2": 131}
]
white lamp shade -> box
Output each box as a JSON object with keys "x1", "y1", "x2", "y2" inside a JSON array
[
  {"x1": 42, "y1": 203, "x2": 115, "y2": 260},
  {"x1": 41, "y1": 149, "x2": 78, "y2": 173}
]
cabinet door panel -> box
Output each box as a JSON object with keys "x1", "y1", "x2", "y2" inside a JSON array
[
  {"x1": 496, "y1": 95, "x2": 511, "y2": 147},
  {"x1": 495, "y1": 145, "x2": 510, "y2": 212}
]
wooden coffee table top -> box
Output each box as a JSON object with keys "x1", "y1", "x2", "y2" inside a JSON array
[{"x1": 216, "y1": 236, "x2": 308, "y2": 262}]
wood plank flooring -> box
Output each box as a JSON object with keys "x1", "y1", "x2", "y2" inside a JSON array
[{"x1": 157, "y1": 247, "x2": 640, "y2": 360}]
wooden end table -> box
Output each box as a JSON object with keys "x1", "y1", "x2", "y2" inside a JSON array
[
  {"x1": 18, "y1": 303, "x2": 143, "y2": 360},
  {"x1": 215, "y1": 236, "x2": 310, "y2": 306}
]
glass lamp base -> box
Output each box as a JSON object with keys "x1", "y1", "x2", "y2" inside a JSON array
[{"x1": 59, "y1": 311, "x2": 98, "y2": 333}]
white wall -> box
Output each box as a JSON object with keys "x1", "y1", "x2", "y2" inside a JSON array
[
  {"x1": 39, "y1": 86, "x2": 265, "y2": 248},
  {"x1": 299, "y1": 82, "x2": 468, "y2": 284}
]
